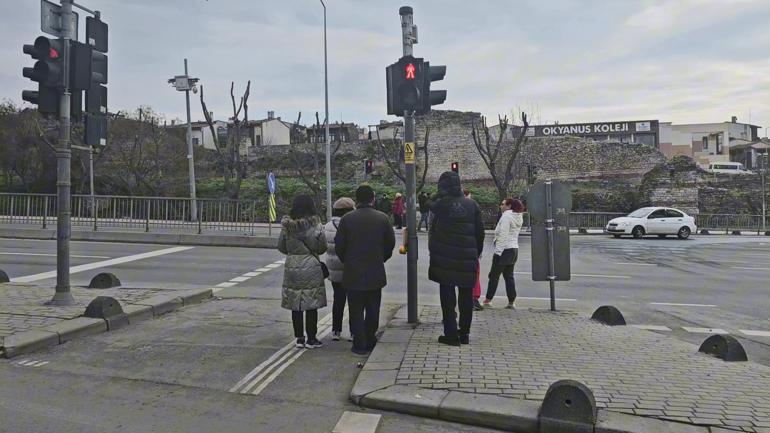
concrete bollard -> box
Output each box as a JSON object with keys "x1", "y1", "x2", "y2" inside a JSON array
[
  {"x1": 84, "y1": 296, "x2": 129, "y2": 330},
  {"x1": 88, "y1": 273, "x2": 122, "y2": 289},
  {"x1": 0, "y1": 269, "x2": 9, "y2": 283},
  {"x1": 539, "y1": 380, "x2": 597, "y2": 433},
  {"x1": 578, "y1": 228, "x2": 588, "y2": 234},
  {"x1": 698, "y1": 334, "x2": 748, "y2": 362},
  {"x1": 732, "y1": 230, "x2": 742, "y2": 235},
  {"x1": 590, "y1": 305, "x2": 626, "y2": 326}
]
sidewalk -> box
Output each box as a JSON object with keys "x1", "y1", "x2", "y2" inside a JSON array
[
  {"x1": 352, "y1": 305, "x2": 770, "y2": 433},
  {"x1": 0, "y1": 282, "x2": 211, "y2": 358}
]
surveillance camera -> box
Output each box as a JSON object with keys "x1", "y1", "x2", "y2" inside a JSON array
[{"x1": 192, "y1": 86, "x2": 198, "y2": 94}]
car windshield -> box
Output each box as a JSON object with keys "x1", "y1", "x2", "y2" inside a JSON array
[{"x1": 627, "y1": 208, "x2": 654, "y2": 218}]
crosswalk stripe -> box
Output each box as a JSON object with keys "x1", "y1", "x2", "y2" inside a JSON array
[
  {"x1": 333, "y1": 411, "x2": 382, "y2": 433},
  {"x1": 682, "y1": 327, "x2": 727, "y2": 334},
  {"x1": 244, "y1": 272, "x2": 262, "y2": 277},
  {"x1": 216, "y1": 282, "x2": 236, "y2": 288},
  {"x1": 631, "y1": 325, "x2": 672, "y2": 331},
  {"x1": 740, "y1": 330, "x2": 770, "y2": 337},
  {"x1": 229, "y1": 277, "x2": 250, "y2": 282}
]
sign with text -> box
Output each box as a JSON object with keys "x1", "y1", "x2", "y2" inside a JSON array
[
  {"x1": 515, "y1": 119, "x2": 659, "y2": 138},
  {"x1": 404, "y1": 141, "x2": 415, "y2": 164}
]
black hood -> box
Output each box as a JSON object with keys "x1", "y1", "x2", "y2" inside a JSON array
[{"x1": 437, "y1": 171, "x2": 462, "y2": 197}]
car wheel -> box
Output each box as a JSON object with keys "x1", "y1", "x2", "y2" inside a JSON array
[
  {"x1": 677, "y1": 226, "x2": 691, "y2": 239},
  {"x1": 632, "y1": 226, "x2": 645, "y2": 239},
  {"x1": 612, "y1": 234, "x2": 621, "y2": 238},
  {"x1": 657, "y1": 234, "x2": 666, "y2": 239}
]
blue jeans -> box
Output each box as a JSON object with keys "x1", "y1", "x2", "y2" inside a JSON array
[{"x1": 418, "y1": 212, "x2": 429, "y2": 230}]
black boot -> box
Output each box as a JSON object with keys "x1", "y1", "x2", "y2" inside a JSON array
[{"x1": 438, "y1": 335, "x2": 460, "y2": 346}]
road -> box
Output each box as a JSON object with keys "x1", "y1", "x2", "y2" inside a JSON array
[{"x1": 0, "y1": 234, "x2": 769, "y2": 432}]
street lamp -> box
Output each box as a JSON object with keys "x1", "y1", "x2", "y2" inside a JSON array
[
  {"x1": 168, "y1": 59, "x2": 199, "y2": 222},
  {"x1": 321, "y1": 0, "x2": 332, "y2": 221}
]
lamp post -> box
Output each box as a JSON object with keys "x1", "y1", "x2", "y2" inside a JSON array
[
  {"x1": 168, "y1": 59, "x2": 199, "y2": 222},
  {"x1": 321, "y1": 0, "x2": 332, "y2": 221}
]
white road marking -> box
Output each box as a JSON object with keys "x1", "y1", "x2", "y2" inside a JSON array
[
  {"x1": 275, "y1": 259, "x2": 286, "y2": 264},
  {"x1": 244, "y1": 272, "x2": 262, "y2": 277},
  {"x1": 211, "y1": 287, "x2": 223, "y2": 294},
  {"x1": 683, "y1": 327, "x2": 728, "y2": 334},
  {"x1": 255, "y1": 267, "x2": 272, "y2": 272},
  {"x1": 514, "y1": 272, "x2": 630, "y2": 279},
  {"x1": 265, "y1": 263, "x2": 281, "y2": 269},
  {"x1": 650, "y1": 302, "x2": 716, "y2": 307},
  {"x1": 0, "y1": 252, "x2": 111, "y2": 259},
  {"x1": 614, "y1": 262, "x2": 657, "y2": 266},
  {"x1": 631, "y1": 325, "x2": 672, "y2": 331},
  {"x1": 229, "y1": 277, "x2": 250, "y2": 282},
  {"x1": 740, "y1": 330, "x2": 770, "y2": 337},
  {"x1": 516, "y1": 296, "x2": 577, "y2": 302},
  {"x1": 10, "y1": 246, "x2": 194, "y2": 283},
  {"x1": 216, "y1": 282, "x2": 237, "y2": 288},
  {"x1": 730, "y1": 267, "x2": 770, "y2": 271},
  {"x1": 333, "y1": 411, "x2": 382, "y2": 433}
]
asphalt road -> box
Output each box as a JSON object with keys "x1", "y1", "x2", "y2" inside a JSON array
[{"x1": 1, "y1": 234, "x2": 769, "y2": 432}]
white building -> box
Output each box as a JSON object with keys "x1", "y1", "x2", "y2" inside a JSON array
[{"x1": 659, "y1": 117, "x2": 760, "y2": 167}]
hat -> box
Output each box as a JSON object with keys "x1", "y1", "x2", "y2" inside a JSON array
[
  {"x1": 333, "y1": 197, "x2": 356, "y2": 210},
  {"x1": 395, "y1": 193, "x2": 402, "y2": 198}
]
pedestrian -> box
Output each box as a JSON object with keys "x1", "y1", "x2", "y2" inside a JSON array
[
  {"x1": 463, "y1": 188, "x2": 484, "y2": 311},
  {"x1": 483, "y1": 198, "x2": 524, "y2": 309},
  {"x1": 377, "y1": 193, "x2": 391, "y2": 220},
  {"x1": 324, "y1": 196, "x2": 356, "y2": 341},
  {"x1": 417, "y1": 191, "x2": 430, "y2": 231},
  {"x1": 428, "y1": 171, "x2": 485, "y2": 346},
  {"x1": 392, "y1": 193, "x2": 405, "y2": 229},
  {"x1": 277, "y1": 194, "x2": 328, "y2": 349},
  {"x1": 335, "y1": 185, "x2": 396, "y2": 355}
]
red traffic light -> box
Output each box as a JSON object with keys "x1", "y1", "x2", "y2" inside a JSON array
[
  {"x1": 365, "y1": 159, "x2": 373, "y2": 174},
  {"x1": 405, "y1": 63, "x2": 416, "y2": 80},
  {"x1": 451, "y1": 162, "x2": 459, "y2": 172}
]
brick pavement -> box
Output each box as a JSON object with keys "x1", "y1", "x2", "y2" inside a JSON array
[{"x1": 396, "y1": 306, "x2": 770, "y2": 432}]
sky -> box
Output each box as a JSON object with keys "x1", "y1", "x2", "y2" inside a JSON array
[{"x1": 2, "y1": 0, "x2": 770, "y2": 135}]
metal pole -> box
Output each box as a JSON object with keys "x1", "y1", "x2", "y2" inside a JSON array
[
  {"x1": 50, "y1": 0, "x2": 75, "y2": 305},
  {"x1": 321, "y1": 0, "x2": 332, "y2": 221},
  {"x1": 545, "y1": 180, "x2": 556, "y2": 311},
  {"x1": 401, "y1": 6, "x2": 418, "y2": 324},
  {"x1": 762, "y1": 151, "x2": 766, "y2": 233},
  {"x1": 184, "y1": 59, "x2": 198, "y2": 222},
  {"x1": 90, "y1": 147, "x2": 96, "y2": 231}
]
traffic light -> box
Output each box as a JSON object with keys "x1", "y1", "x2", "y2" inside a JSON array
[
  {"x1": 451, "y1": 162, "x2": 459, "y2": 173},
  {"x1": 22, "y1": 36, "x2": 64, "y2": 114},
  {"x1": 527, "y1": 164, "x2": 537, "y2": 185},
  {"x1": 386, "y1": 55, "x2": 424, "y2": 115},
  {"x1": 83, "y1": 16, "x2": 109, "y2": 147},
  {"x1": 420, "y1": 61, "x2": 446, "y2": 115},
  {"x1": 365, "y1": 159, "x2": 373, "y2": 174}
]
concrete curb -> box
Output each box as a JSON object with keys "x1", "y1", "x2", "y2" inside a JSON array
[
  {"x1": 0, "y1": 227, "x2": 278, "y2": 249},
  {"x1": 0, "y1": 288, "x2": 212, "y2": 358},
  {"x1": 350, "y1": 310, "x2": 713, "y2": 433}
]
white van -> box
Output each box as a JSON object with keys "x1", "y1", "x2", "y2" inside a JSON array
[{"x1": 706, "y1": 162, "x2": 750, "y2": 174}]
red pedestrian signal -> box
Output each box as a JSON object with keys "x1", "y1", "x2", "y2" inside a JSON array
[
  {"x1": 451, "y1": 162, "x2": 459, "y2": 173},
  {"x1": 405, "y1": 63, "x2": 416, "y2": 80},
  {"x1": 365, "y1": 159, "x2": 373, "y2": 174}
]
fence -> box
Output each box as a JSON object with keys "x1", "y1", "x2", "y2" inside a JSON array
[{"x1": 1, "y1": 193, "x2": 768, "y2": 234}]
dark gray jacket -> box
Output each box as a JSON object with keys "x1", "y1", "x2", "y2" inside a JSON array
[{"x1": 334, "y1": 205, "x2": 396, "y2": 291}]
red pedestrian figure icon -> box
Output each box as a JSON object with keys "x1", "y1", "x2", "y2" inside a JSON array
[{"x1": 405, "y1": 63, "x2": 415, "y2": 80}]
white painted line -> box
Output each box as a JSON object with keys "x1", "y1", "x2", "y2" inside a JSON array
[
  {"x1": 740, "y1": 330, "x2": 770, "y2": 337},
  {"x1": 241, "y1": 347, "x2": 303, "y2": 394},
  {"x1": 631, "y1": 325, "x2": 672, "y2": 332},
  {"x1": 730, "y1": 267, "x2": 770, "y2": 271},
  {"x1": 333, "y1": 411, "x2": 382, "y2": 433},
  {"x1": 0, "y1": 252, "x2": 111, "y2": 259},
  {"x1": 229, "y1": 341, "x2": 297, "y2": 393},
  {"x1": 516, "y1": 296, "x2": 577, "y2": 302},
  {"x1": 614, "y1": 262, "x2": 657, "y2": 266},
  {"x1": 31, "y1": 361, "x2": 49, "y2": 367},
  {"x1": 243, "y1": 272, "x2": 262, "y2": 277},
  {"x1": 216, "y1": 282, "x2": 237, "y2": 288},
  {"x1": 18, "y1": 360, "x2": 36, "y2": 366},
  {"x1": 275, "y1": 259, "x2": 286, "y2": 264},
  {"x1": 265, "y1": 263, "x2": 281, "y2": 269},
  {"x1": 10, "y1": 246, "x2": 194, "y2": 283},
  {"x1": 229, "y1": 277, "x2": 250, "y2": 282},
  {"x1": 650, "y1": 302, "x2": 716, "y2": 307},
  {"x1": 255, "y1": 268, "x2": 272, "y2": 272},
  {"x1": 514, "y1": 272, "x2": 630, "y2": 279},
  {"x1": 683, "y1": 327, "x2": 728, "y2": 334},
  {"x1": 211, "y1": 287, "x2": 223, "y2": 294}
]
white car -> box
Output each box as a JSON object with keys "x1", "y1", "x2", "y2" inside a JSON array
[{"x1": 606, "y1": 207, "x2": 697, "y2": 239}]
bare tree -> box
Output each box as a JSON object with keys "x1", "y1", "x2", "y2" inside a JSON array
[
  {"x1": 471, "y1": 112, "x2": 529, "y2": 200},
  {"x1": 200, "y1": 81, "x2": 251, "y2": 199},
  {"x1": 375, "y1": 125, "x2": 430, "y2": 194}
]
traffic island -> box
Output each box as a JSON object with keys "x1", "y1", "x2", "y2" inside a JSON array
[
  {"x1": 0, "y1": 282, "x2": 212, "y2": 358},
  {"x1": 351, "y1": 305, "x2": 770, "y2": 432}
]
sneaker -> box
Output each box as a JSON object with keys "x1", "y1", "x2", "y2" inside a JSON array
[
  {"x1": 482, "y1": 299, "x2": 492, "y2": 307},
  {"x1": 332, "y1": 331, "x2": 341, "y2": 341},
  {"x1": 473, "y1": 300, "x2": 484, "y2": 311},
  {"x1": 305, "y1": 338, "x2": 323, "y2": 349},
  {"x1": 505, "y1": 302, "x2": 515, "y2": 310},
  {"x1": 295, "y1": 338, "x2": 305, "y2": 348},
  {"x1": 438, "y1": 335, "x2": 461, "y2": 347},
  {"x1": 459, "y1": 334, "x2": 469, "y2": 345}
]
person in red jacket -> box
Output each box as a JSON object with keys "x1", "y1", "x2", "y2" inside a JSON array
[{"x1": 392, "y1": 193, "x2": 405, "y2": 229}]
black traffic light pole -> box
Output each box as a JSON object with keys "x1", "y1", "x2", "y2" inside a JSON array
[{"x1": 400, "y1": 6, "x2": 419, "y2": 324}]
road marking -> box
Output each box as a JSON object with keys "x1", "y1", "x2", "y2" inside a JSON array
[
  {"x1": 0, "y1": 252, "x2": 111, "y2": 259},
  {"x1": 516, "y1": 296, "x2": 577, "y2": 302},
  {"x1": 229, "y1": 277, "x2": 250, "y2": 282},
  {"x1": 15, "y1": 360, "x2": 48, "y2": 367},
  {"x1": 730, "y1": 267, "x2": 770, "y2": 271},
  {"x1": 255, "y1": 267, "x2": 272, "y2": 272},
  {"x1": 265, "y1": 263, "x2": 281, "y2": 269},
  {"x1": 216, "y1": 282, "x2": 237, "y2": 288},
  {"x1": 333, "y1": 411, "x2": 382, "y2": 433},
  {"x1": 740, "y1": 330, "x2": 770, "y2": 337},
  {"x1": 10, "y1": 246, "x2": 194, "y2": 283},
  {"x1": 513, "y1": 272, "x2": 630, "y2": 279},
  {"x1": 244, "y1": 272, "x2": 262, "y2": 277},
  {"x1": 683, "y1": 327, "x2": 727, "y2": 334},
  {"x1": 631, "y1": 325, "x2": 672, "y2": 331},
  {"x1": 650, "y1": 302, "x2": 716, "y2": 307},
  {"x1": 614, "y1": 262, "x2": 657, "y2": 266}
]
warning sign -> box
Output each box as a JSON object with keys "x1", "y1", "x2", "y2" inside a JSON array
[{"x1": 404, "y1": 142, "x2": 415, "y2": 164}]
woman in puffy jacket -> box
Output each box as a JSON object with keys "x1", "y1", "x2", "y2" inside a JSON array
[
  {"x1": 278, "y1": 195, "x2": 327, "y2": 349},
  {"x1": 483, "y1": 198, "x2": 524, "y2": 309},
  {"x1": 324, "y1": 197, "x2": 356, "y2": 341}
]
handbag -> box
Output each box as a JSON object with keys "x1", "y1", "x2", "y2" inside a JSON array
[{"x1": 299, "y1": 238, "x2": 329, "y2": 279}]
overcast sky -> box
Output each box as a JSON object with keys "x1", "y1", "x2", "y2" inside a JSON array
[{"x1": 2, "y1": 0, "x2": 769, "y2": 133}]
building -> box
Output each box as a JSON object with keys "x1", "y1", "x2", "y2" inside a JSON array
[
  {"x1": 368, "y1": 120, "x2": 404, "y2": 141},
  {"x1": 307, "y1": 121, "x2": 359, "y2": 144},
  {"x1": 658, "y1": 117, "x2": 761, "y2": 167},
  {"x1": 514, "y1": 120, "x2": 659, "y2": 146}
]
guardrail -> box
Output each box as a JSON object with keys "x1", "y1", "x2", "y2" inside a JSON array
[{"x1": 2, "y1": 193, "x2": 768, "y2": 234}]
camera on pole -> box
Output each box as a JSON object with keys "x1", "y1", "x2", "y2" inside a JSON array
[{"x1": 22, "y1": 36, "x2": 64, "y2": 114}]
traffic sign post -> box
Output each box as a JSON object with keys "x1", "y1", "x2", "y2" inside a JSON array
[
  {"x1": 528, "y1": 180, "x2": 571, "y2": 311},
  {"x1": 267, "y1": 172, "x2": 277, "y2": 236}
]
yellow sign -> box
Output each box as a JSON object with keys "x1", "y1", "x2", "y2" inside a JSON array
[
  {"x1": 404, "y1": 141, "x2": 415, "y2": 164},
  {"x1": 268, "y1": 193, "x2": 276, "y2": 222}
]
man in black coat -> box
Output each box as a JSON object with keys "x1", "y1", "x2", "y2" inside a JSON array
[
  {"x1": 335, "y1": 185, "x2": 396, "y2": 354},
  {"x1": 428, "y1": 171, "x2": 485, "y2": 346}
]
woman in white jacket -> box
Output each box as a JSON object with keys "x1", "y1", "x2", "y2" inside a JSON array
[{"x1": 482, "y1": 198, "x2": 524, "y2": 309}]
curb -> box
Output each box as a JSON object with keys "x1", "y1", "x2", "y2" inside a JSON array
[
  {"x1": 0, "y1": 227, "x2": 278, "y2": 249},
  {"x1": 1, "y1": 288, "x2": 212, "y2": 358},
  {"x1": 350, "y1": 308, "x2": 712, "y2": 433}
]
